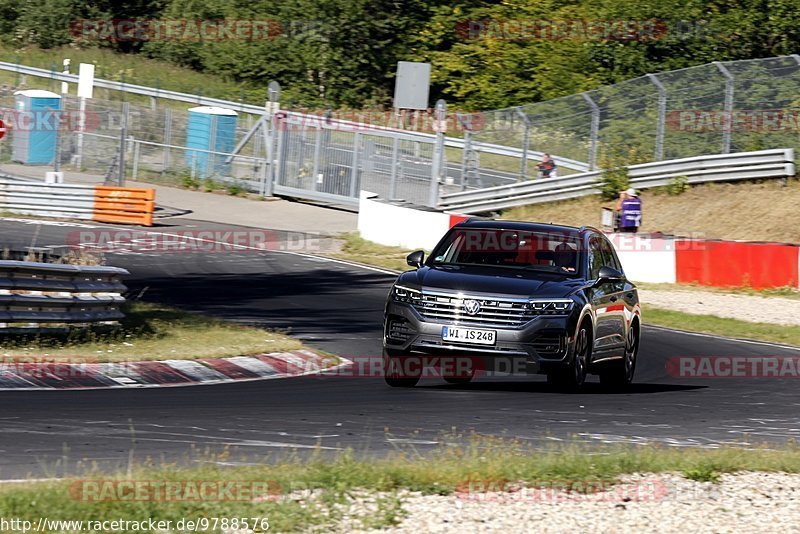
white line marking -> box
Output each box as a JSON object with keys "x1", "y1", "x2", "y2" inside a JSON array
[{"x1": 644, "y1": 324, "x2": 800, "y2": 351}]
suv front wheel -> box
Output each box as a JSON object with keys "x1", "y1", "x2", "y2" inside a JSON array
[
  {"x1": 547, "y1": 323, "x2": 590, "y2": 391},
  {"x1": 383, "y1": 349, "x2": 421, "y2": 388}
]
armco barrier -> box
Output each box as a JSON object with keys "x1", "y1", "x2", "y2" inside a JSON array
[
  {"x1": 439, "y1": 148, "x2": 796, "y2": 213},
  {"x1": 357, "y1": 200, "x2": 800, "y2": 288},
  {"x1": 0, "y1": 180, "x2": 155, "y2": 226},
  {"x1": 0, "y1": 260, "x2": 129, "y2": 330}
]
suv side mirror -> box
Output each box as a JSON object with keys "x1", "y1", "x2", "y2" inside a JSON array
[
  {"x1": 596, "y1": 265, "x2": 624, "y2": 285},
  {"x1": 406, "y1": 250, "x2": 425, "y2": 268}
]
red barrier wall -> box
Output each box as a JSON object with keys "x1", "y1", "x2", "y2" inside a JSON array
[{"x1": 676, "y1": 240, "x2": 800, "y2": 289}]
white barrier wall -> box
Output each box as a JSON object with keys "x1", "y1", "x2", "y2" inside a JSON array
[
  {"x1": 607, "y1": 233, "x2": 677, "y2": 284},
  {"x1": 358, "y1": 191, "x2": 465, "y2": 250},
  {"x1": 358, "y1": 196, "x2": 800, "y2": 288}
]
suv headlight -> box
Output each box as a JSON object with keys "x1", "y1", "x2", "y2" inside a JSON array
[
  {"x1": 392, "y1": 285, "x2": 422, "y2": 303},
  {"x1": 525, "y1": 299, "x2": 574, "y2": 315}
]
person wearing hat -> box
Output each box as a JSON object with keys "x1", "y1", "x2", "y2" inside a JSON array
[{"x1": 617, "y1": 187, "x2": 642, "y2": 233}]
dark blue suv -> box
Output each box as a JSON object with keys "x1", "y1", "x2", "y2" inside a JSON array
[{"x1": 382, "y1": 220, "x2": 641, "y2": 391}]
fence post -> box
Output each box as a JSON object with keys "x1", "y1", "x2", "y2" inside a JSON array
[
  {"x1": 389, "y1": 136, "x2": 399, "y2": 199},
  {"x1": 162, "y1": 107, "x2": 172, "y2": 173},
  {"x1": 75, "y1": 97, "x2": 86, "y2": 169},
  {"x1": 429, "y1": 99, "x2": 447, "y2": 207},
  {"x1": 117, "y1": 101, "x2": 129, "y2": 186},
  {"x1": 515, "y1": 107, "x2": 531, "y2": 181},
  {"x1": 581, "y1": 92, "x2": 600, "y2": 170},
  {"x1": 208, "y1": 115, "x2": 217, "y2": 178},
  {"x1": 646, "y1": 74, "x2": 667, "y2": 161},
  {"x1": 132, "y1": 140, "x2": 140, "y2": 180},
  {"x1": 457, "y1": 112, "x2": 479, "y2": 190},
  {"x1": 350, "y1": 131, "x2": 361, "y2": 198},
  {"x1": 714, "y1": 61, "x2": 734, "y2": 154},
  {"x1": 312, "y1": 124, "x2": 322, "y2": 191}
]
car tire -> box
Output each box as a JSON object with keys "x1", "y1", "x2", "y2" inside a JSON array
[
  {"x1": 383, "y1": 349, "x2": 421, "y2": 388},
  {"x1": 599, "y1": 320, "x2": 639, "y2": 389},
  {"x1": 443, "y1": 368, "x2": 475, "y2": 385},
  {"x1": 547, "y1": 322, "x2": 590, "y2": 391}
]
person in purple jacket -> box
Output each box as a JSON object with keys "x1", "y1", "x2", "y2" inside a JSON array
[{"x1": 617, "y1": 188, "x2": 642, "y2": 233}]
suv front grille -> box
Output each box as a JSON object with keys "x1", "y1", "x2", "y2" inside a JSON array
[{"x1": 411, "y1": 291, "x2": 531, "y2": 328}]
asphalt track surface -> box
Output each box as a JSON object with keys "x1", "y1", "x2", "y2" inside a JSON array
[{"x1": 1, "y1": 217, "x2": 800, "y2": 480}]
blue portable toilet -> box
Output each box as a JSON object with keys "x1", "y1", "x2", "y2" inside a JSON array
[
  {"x1": 12, "y1": 89, "x2": 62, "y2": 165},
  {"x1": 185, "y1": 106, "x2": 238, "y2": 178}
]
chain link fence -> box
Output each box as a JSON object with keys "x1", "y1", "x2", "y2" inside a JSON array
[
  {"x1": 473, "y1": 55, "x2": 800, "y2": 170},
  {"x1": 0, "y1": 55, "x2": 798, "y2": 208}
]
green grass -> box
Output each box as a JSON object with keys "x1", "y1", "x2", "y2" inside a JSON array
[
  {"x1": 0, "y1": 302, "x2": 306, "y2": 362},
  {"x1": 639, "y1": 282, "x2": 800, "y2": 301},
  {"x1": 644, "y1": 306, "x2": 800, "y2": 347},
  {"x1": 3, "y1": 437, "x2": 800, "y2": 531},
  {"x1": 331, "y1": 232, "x2": 418, "y2": 272}
]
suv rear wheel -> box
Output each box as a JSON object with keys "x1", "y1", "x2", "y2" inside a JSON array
[{"x1": 599, "y1": 320, "x2": 639, "y2": 389}]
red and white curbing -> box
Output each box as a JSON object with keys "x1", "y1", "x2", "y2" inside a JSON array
[
  {"x1": 358, "y1": 192, "x2": 800, "y2": 290},
  {"x1": 0, "y1": 350, "x2": 351, "y2": 390}
]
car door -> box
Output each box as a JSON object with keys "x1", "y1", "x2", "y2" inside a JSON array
[
  {"x1": 599, "y1": 236, "x2": 627, "y2": 351},
  {"x1": 586, "y1": 233, "x2": 618, "y2": 353}
]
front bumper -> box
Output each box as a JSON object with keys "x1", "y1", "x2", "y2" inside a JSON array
[{"x1": 383, "y1": 300, "x2": 577, "y2": 374}]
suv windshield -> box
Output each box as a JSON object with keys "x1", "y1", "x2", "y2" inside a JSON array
[{"x1": 429, "y1": 228, "x2": 581, "y2": 275}]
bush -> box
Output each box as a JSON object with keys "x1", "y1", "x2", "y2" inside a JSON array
[
  {"x1": 202, "y1": 178, "x2": 219, "y2": 192},
  {"x1": 597, "y1": 145, "x2": 650, "y2": 200},
  {"x1": 226, "y1": 182, "x2": 243, "y2": 196},
  {"x1": 599, "y1": 166, "x2": 629, "y2": 200},
  {"x1": 180, "y1": 172, "x2": 200, "y2": 190},
  {"x1": 666, "y1": 175, "x2": 689, "y2": 196}
]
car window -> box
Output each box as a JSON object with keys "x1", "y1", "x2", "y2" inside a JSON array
[
  {"x1": 429, "y1": 228, "x2": 581, "y2": 275},
  {"x1": 600, "y1": 237, "x2": 623, "y2": 273},
  {"x1": 587, "y1": 234, "x2": 604, "y2": 280}
]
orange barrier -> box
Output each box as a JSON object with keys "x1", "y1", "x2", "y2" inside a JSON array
[{"x1": 93, "y1": 186, "x2": 156, "y2": 226}]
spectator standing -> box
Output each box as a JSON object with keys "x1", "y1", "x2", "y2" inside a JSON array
[
  {"x1": 537, "y1": 153, "x2": 557, "y2": 178},
  {"x1": 618, "y1": 187, "x2": 642, "y2": 233}
]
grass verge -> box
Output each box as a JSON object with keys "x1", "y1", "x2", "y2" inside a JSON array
[
  {"x1": 3, "y1": 437, "x2": 800, "y2": 531},
  {"x1": 644, "y1": 306, "x2": 800, "y2": 347},
  {"x1": 331, "y1": 232, "x2": 418, "y2": 272},
  {"x1": 503, "y1": 179, "x2": 800, "y2": 243},
  {"x1": 638, "y1": 281, "x2": 800, "y2": 300},
  {"x1": 0, "y1": 302, "x2": 304, "y2": 362}
]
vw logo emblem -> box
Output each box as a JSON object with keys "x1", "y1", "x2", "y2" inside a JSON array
[{"x1": 463, "y1": 299, "x2": 481, "y2": 315}]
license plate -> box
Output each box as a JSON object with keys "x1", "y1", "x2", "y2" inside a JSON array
[{"x1": 442, "y1": 326, "x2": 497, "y2": 345}]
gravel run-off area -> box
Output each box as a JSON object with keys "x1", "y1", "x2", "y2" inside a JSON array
[
  {"x1": 330, "y1": 472, "x2": 800, "y2": 533},
  {"x1": 639, "y1": 289, "x2": 800, "y2": 327}
]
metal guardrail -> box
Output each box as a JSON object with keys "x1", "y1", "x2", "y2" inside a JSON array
[
  {"x1": 439, "y1": 148, "x2": 796, "y2": 213},
  {"x1": 0, "y1": 260, "x2": 128, "y2": 329},
  {"x1": 0, "y1": 61, "x2": 590, "y2": 173},
  {"x1": 0, "y1": 180, "x2": 96, "y2": 220},
  {"x1": 0, "y1": 180, "x2": 156, "y2": 225}
]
